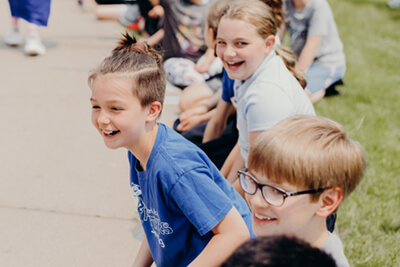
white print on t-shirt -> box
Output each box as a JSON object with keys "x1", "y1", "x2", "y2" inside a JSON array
[{"x1": 131, "y1": 183, "x2": 173, "y2": 248}]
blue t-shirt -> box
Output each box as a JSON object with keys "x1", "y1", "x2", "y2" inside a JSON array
[
  {"x1": 221, "y1": 69, "x2": 235, "y2": 103},
  {"x1": 129, "y1": 123, "x2": 254, "y2": 267}
]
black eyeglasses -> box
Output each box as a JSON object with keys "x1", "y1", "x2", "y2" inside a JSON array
[{"x1": 238, "y1": 168, "x2": 326, "y2": 207}]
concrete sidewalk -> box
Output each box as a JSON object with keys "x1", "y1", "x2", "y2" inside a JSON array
[{"x1": 0, "y1": 1, "x2": 180, "y2": 266}]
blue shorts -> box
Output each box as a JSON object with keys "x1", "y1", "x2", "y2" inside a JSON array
[
  {"x1": 9, "y1": 0, "x2": 51, "y2": 26},
  {"x1": 306, "y1": 63, "x2": 346, "y2": 94}
]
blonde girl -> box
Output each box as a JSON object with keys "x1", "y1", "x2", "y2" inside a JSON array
[{"x1": 203, "y1": 0, "x2": 315, "y2": 185}]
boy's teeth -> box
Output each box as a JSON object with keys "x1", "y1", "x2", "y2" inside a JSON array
[
  {"x1": 255, "y1": 214, "x2": 273, "y2": 220},
  {"x1": 104, "y1": 130, "x2": 116, "y2": 136}
]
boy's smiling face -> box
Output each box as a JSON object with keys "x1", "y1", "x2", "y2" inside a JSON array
[
  {"x1": 244, "y1": 170, "x2": 322, "y2": 239},
  {"x1": 90, "y1": 75, "x2": 149, "y2": 152}
]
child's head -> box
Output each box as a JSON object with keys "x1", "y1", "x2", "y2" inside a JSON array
[
  {"x1": 242, "y1": 115, "x2": 367, "y2": 240},
  {"x1": 216, "y1": 0, "x2": 277, "y2": 81},
  {"x1": 221, "y1": 235, "x2": 337, "y2": 267},
  {"x1": 248, "y1": 115, "x2": 367, "y2": 199},
  {"x1": 89, "y1": 33, "x2": 166, "y2": 151},
  {"x1": 88, "y1": 33, "x2": 166, "y2": 112},
  {"x1": 216, "y1": 0, "x2": 306, "y2": 86}
]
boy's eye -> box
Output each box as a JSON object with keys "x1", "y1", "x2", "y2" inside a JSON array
[
  {"x1": 217, "y1": 40, "x2": 226, "y2": 45},
  {"x1": 111, "y1": 107, "x2": 123, "y2": 111},
  {"x1": 237, "y1": 42, "x2": 247, "y2": 47},
  {"x1": 92, "y1": 105, "x2": 100, "y2": 109}
]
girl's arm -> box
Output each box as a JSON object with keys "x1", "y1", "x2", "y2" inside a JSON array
[
  {"x1": 220, "y1": 142, "x2": 240, "y2": 178},
  {"x1": 202, "y1": 98, "x2": 233, "y2": 143},
  {"x1": 225, "y1": 130, "x2": 262, "y2": 184},
  {"x1": 188, "y1": 207, "x2": 250, "y2": 267},
  {"x1": 297, "y1": 35, "x2": 321, "y2": 72},
  {"x1": 224, "y1": 144, "x2": 245, "y2": 183},
  {"x1": 132, "y1": 235, "x2": 154, "y2": 267}
]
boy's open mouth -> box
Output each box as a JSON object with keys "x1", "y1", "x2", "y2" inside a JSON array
[
  {"x1": 254, "y1": 213, "x2": 276, "y2": 221},
  {"x1": 103, "y1": 130, "x2": 120, "y2": 136}
]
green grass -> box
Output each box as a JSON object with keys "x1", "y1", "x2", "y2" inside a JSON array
[{"x1": 316, "y1": 0, "x2": 400, "y2": 266}]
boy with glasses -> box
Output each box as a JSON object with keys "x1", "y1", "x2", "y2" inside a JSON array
[{"x1": 239, "y1": 115, "x2": 367, "y2": 267}]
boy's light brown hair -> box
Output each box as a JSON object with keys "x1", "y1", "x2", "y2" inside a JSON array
[
  {"x1": 88, "y1": 33, "x2": 166, "y2": 112},
  {"x1": 248, "y1": 115, "x2": 367, "y2": 201}
]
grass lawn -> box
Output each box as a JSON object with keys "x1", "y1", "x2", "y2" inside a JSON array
[{"x1": 316, "y1": 0, "x2": 400, "y2": 266}]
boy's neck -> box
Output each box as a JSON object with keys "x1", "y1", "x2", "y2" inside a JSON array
[
  {"x1": 130, "y1": 123, "x2": 159, "y2": 171},
  {"x1": 301, "y1": 217, "x2": 330, "y2": 248},
  {"x1": 293, "y1": 0, "x2": 310, "y2": 11}
]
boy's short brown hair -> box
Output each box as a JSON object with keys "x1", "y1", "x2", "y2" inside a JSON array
[
  {"x1": 88, "y1": 33, "x2": 166, "y2": 112},
  {"x1": 248, "y1": 115, "x2": 367, "y2": 201}
]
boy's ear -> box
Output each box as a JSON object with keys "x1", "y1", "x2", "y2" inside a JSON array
[
  {"x1": 146, "y1": 101, "x2": 162, "y2": 122},
  {"x1": 315, "y1": 187, "x2": 343, "y2": 218}
]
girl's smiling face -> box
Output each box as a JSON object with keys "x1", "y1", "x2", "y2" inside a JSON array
[
  {"x1": 90, "y1": 75, "x2": 150, "y2": 152},
  {"x1": 216, "y1": 18, "x2": 273, "y2": 81}
]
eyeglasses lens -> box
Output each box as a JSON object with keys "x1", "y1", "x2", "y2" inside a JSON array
[
  {"x1": 240, "y1": 173, "x2": 256, "y2": 194},
  {"x1": 262, "y1": 186, "x2": 284, "y2": 206}
]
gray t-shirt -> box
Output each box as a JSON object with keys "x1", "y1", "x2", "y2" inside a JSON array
[
  {"x1": 160, "y1": 0, "x2": 217, "y2": 62},
  {"x1": 321, "y1": 233, "x2": 350, "y2": 267},
  {"x1": 284, "y1": 0, "x2": 345, "y2": 67}
]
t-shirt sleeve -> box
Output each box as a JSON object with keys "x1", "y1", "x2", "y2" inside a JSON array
[
  {"x1": 245, "y1": 83, "x2": 296, "y2": 132},
  {"x1": 221, "y1": 70, "x2": 234, "y2": 103},
  {"x1": 308, "y1": 1, "x2": 331, "y2": 36},
  {"x1": 169, "y1": 167, "x2": 233, "y2": 236}
]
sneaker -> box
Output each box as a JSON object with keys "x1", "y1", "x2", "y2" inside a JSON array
[
  {"x1": 24, "y1": 35, "x2": 46, "y2": 56},
  {"x1": 4, "y1": 29, "x2": 23, "y2": 46}
]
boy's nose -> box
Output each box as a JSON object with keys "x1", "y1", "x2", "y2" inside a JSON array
[
  {"x1": 98, "y1": 110, "x2": 111, "y2": 125},
  {"x1": 250, "y1": 189, "x2": 269, "y2": 208}
]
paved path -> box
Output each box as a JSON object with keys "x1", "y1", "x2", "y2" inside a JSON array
[{"x1": 0, "y1": 1, "x2": 180, "y2": 266}]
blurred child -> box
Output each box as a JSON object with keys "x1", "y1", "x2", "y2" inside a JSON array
[
  {"x1": 279, "y1": 0, "x2": 346, "y2": 103},
  {"x1": 94, "y1": 0, "x2": 161, "y2": 35},
  {"x1": 88, "y1": 33, "x2": 253, "y2": 267},
  {"x1": 4, "y1": 0, "x2": 51, "y2": 56},
  {"x1": 203, "y1": 0, "x2": 314, "y2": 184},
  {"x1": 176, "y1": 0, "x2": 231, "y2": 122},
  {"x1": 240, "y1": 115, "x2": 367, "y2": 267},
  {"x1": 221, "y1": 235, "x2": 337, "y2": 267},
  {"x1": 160, "y1": 0, "x2": 223, "y2": 89}
]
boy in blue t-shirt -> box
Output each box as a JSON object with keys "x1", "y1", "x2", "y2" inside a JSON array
[{"x1": 89, "y1": 33, "x2": 253, "y2": 267}]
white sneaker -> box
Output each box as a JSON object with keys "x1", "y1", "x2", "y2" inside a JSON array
[
  {"x1": 4, "y1": 29, "x2": 23, "y2": 46},
  {"x1": 24, "y1": 35, "x2": 46, "y2": 56}
]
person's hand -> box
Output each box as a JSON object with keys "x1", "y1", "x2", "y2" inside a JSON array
[
  {"x1": 180, "y1": 105, "x2": 208, "y2": 121},
  {"x1": 148, "y1": 5, "x2": 164, "y2": 18},
  {"x1": 177, "y1": 105, "x2": 208, "y2": 132},
  {"x1": 176, "y1": 115, "x2": 203, "y2": 132}
]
